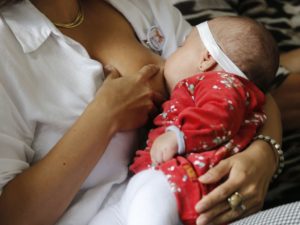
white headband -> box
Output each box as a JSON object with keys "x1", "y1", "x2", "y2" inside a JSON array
[{"x1": 196, "y1": 21, "x2": 248, "y2": 80}]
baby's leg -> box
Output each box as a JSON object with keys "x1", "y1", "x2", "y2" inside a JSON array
[
  {"x1": 88, "y1": 203, "x2": 124, "y2": 225},
  {"x1": 121, "y1": 169, "x2": 180, "y2": 225}
]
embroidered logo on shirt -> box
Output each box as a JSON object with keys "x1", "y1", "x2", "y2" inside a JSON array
[{"x1": 144, "y1": 25, "x2": 165, "y2": 55}]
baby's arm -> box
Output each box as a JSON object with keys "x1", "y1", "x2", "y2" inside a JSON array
[
  {"x1": 171, "y1": 74, "x2": 264, "y2": 154},
  {"x1": 150, "y1": 74, "x2": 265, "y2": 163}
]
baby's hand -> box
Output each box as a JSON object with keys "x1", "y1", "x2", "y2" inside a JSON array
[{"x1": 150, "y1": 131, "x2": 178, "y2": 164}]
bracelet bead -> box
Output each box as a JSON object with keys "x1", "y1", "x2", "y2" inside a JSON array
[{"x1": 254, "y1": 134, "x2": 284, "y2": 180}]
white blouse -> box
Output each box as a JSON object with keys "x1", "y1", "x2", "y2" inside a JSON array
[{"x1": 0, "y1": 0, "x2": 191, "y2": 224}]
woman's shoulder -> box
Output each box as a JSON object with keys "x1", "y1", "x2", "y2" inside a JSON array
[
  {"x1": 107, "y1": 0, "x2": 191, "y2": 28},
  {"x1": 107, "y1": 0, "x2": 191, "y2": 58}
]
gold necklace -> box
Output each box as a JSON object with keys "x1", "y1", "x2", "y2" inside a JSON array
[{"x1": 54, "y1": 2, "x2": 84, "y2": 29}]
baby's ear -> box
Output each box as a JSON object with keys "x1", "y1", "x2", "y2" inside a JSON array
[{"x1": 198, "y1": 50, "x2": 217, "y2": 72}]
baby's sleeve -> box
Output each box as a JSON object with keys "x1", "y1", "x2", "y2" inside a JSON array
[{"x1": 174, "y1": 75, "x2": 251, "y2": 153}]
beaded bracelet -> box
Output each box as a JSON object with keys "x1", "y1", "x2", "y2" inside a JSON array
[{"x1": 254, "y1": 134, "x2": 284, "y2": 180}]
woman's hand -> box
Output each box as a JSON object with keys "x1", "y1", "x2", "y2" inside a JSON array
[
  {"x1": 194, "y1": 140, "x2": 276, "y2": 225},
  {"x1": 194, "y1": 94, "x2": 281, "y2": 225},
  {"x1": 94, "y1": 64, "x2": 164, "y2": 132}
]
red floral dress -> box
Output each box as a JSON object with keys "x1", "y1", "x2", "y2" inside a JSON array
[{"x1": 130, "y1": 71, "x2": 266, "y2": 225}]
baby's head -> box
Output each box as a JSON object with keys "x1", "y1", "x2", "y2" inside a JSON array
[{"x1": 164, "y1": 16, "x2": 279, "y2": 92}]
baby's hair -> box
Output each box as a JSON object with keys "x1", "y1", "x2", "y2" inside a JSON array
[{"x1": 209, "y1": 16, "x2": 279, "y2": 92}]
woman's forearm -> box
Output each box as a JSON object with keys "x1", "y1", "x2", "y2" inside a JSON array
[
  {"x1": 249, "y1": 94, "x2": 282, "y2": 175},
  {"x1": 271, "y1": 73, "x2": 300, "y2": 132},
  {"x1": 0, "y1": 101, "x2": 116, "y2": 225},
  {"x1": 260, "y1": 94, "x2": 282, "y2": 142}
]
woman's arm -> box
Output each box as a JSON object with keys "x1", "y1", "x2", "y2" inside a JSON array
[
  {"x1": 272, "y1": 73, "x2": 300, "y2": 132},
  {"x1": 194, "y1": 94, "x2": 281, "y2": 225},
  {"x1": 271, "y1": 49, "x2": 300, "y2": 132},
  {"x1": 0, "y1": 65, "x2": 160, "y2": 225}
]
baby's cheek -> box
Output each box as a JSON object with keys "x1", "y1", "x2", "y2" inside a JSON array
[{"x1": 150, "y1": 68, "x2": 168, "y2": 99}]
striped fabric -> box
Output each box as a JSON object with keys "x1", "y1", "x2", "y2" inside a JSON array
[
  {"x1": 173, "y1": 0, "x2": 300, "y2": 52},
  {"x1": 227, "y1": 0, "x2": 300, "y2": 52},
  {"x1": 231, "y1": 201, "x2": 300, "y2": 225}
]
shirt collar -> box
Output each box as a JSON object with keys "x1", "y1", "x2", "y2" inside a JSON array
[{"x1": 1, "y1": 0, "x2": 61, "y2": 53}]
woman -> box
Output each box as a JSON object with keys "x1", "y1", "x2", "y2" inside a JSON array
[{"x1": 0, "y1": 0, "x2": 281, "y2": 225}]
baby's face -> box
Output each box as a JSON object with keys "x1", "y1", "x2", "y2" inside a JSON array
[{"x1": 164, "y1": 28, "x2": 204, "y2": 92}]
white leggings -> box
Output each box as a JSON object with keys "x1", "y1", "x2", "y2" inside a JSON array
[{"x1": 89, "y1": 169, "x2": 181, "y2": 225}]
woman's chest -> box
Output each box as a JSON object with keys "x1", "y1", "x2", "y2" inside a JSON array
[
  {"x1": 62, "y1": 0, "x2": 164, "y2": 77},
  {"x1": 86, "y1": 29, "x2": 163, "y2": 77}
]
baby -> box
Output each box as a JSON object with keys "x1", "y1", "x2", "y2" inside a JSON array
[{"x1": 89, "y1": 16, "x2": 279, "y2": 225}]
